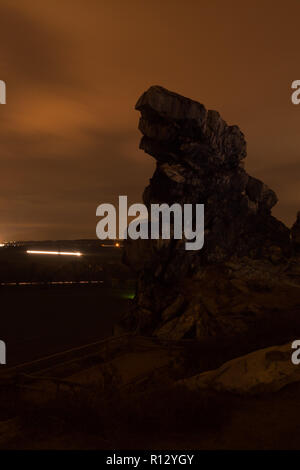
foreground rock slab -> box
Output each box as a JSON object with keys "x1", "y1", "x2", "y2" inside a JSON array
[{"x1": 180, "y1": 342, "x2": 300, "y2": 394}]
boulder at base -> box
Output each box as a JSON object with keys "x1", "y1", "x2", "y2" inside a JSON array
[{"x1": 180, "y1": 342, "x2": 300, "y2": 394}]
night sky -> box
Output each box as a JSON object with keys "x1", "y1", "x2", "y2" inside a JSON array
[{"x1": 0, "y1": 0, "x2": 299, "y2": 240}]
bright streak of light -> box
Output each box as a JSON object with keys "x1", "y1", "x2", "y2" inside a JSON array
[
  {"x1": 0, "y1": 243, "x2": 4, "y2": 247},
  {"x1": 26, "y1": 250, "x2": 82, "y2": 257}
]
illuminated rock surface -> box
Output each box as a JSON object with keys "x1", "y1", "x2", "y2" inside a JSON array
[{"x1": 180, "y1": 342, "x2": 300, "y2": 394}]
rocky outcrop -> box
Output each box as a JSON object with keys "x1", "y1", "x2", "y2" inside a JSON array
[
  {"x1": 180, "y1": 342, "x2": 300, "y2": 394},
  {"x1": 119, "y1": 86, "x2": 300, "y2": 339}
]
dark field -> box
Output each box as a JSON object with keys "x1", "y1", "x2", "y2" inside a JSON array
[
  {"x1": 0, "y1": 241, "x2": 135, "y2": 365},
  {"x1": 0, "y1": 285, "x2": 133, "y2": 365}
]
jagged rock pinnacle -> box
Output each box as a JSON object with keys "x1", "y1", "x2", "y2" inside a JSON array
[{"x1": 118, "y1": 86, "x2": 298, "y2": 340}]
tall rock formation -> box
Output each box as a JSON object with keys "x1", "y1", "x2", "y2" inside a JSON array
[{"x1": 119, "y1": 86, "x2": 299, "y2": 339}]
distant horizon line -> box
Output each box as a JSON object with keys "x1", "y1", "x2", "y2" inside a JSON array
[{"x1": 1, "y1": 238, "x2": 123, "y2": 244}]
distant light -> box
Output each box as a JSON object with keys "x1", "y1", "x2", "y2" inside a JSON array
[
  {"x1": 100, "y1": 242, "x2": 122, "y2": 248},
  {"x1": 0, "y1": 243, "x2": 4, "y2": 247},
  {"x1": 120, "y1": 291, "x2": 135, "y2": 300},
  {"x1": 26, "y1": 250, "x2": 82, "y2": 257}
]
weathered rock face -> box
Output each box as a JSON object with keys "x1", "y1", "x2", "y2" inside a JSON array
[{"x1": 119, "y1": 86, "x2": 299, "y2": 339}]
